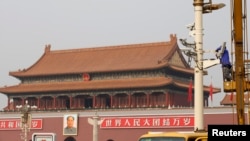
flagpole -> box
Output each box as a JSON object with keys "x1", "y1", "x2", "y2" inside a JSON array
[
  {"x1": 210, "y1": 76, "x2": 213, "y2": 107},
  {"x1": 231, "y1": 92, "x2": 235, "y2": 124},
  {"x1": 211, "y1": 100, "x2": 213, "y2": 108},
  {"x1": 188, "y1": 78, "x2": 193, "y2": 108},
  {"x1": 191, "y1": 78, "x2": 193, "y2": 108}
]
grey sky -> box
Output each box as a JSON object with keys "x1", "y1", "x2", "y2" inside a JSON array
[{"x1": 0, "y1": 0, "x2": 248, "y2": 109}]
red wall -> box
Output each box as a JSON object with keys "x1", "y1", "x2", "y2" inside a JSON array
[{"x1": 0, "y1": 110, "x2": 240, "y2": 141}]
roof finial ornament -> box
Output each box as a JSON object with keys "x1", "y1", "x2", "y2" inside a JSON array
[
  {"x1": 45, "y1": 44, "x2": 51, "y2": 53},
  {"x1": 170, "y1": 34, "x2": 176, "y2": 40}
]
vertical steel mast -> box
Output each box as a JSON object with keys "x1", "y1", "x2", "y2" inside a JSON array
[
  {"x1": 233, "y1": 0, "x2": 245, "y2": 125},
  {"x1": 192, "y1": 0, "x2": 225, "y2": 130},
  {"x1": 193, "y1": 0, "x2": 204, "y2": 131}
]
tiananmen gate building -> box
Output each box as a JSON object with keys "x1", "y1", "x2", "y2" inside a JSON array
[{"x1": 0, "y1": 34, "x2": 244, "y2": 141}]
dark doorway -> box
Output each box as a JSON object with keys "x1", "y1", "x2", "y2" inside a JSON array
[
  {"x1": 66, "y1": 99, "x2": 70, "y2": 109},
  {"x1": 84, "y1": 98, "x2": 93, "y2": 108},
  {"x1": 64, "y1": 136, "x2": 76, "y2": 141},
  {"x1": 106, "y1": 97, "x2": 111, "y2": 108}
]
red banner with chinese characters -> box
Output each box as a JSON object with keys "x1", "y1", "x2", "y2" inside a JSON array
[
  {"x1": 0, "y1": 119, "x2": 43, "y2": 130},
  {"x1": 100, "y1": 116, "x2": 194, "y2": 128}
]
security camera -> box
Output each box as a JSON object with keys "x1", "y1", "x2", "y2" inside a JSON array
[
  {"x1": 180, "y1": 48, "x2": 197, "y2": 58},
  {"x1": 179, "y1": 38, "x2": 195, "y2": 48},
  {"x1": 186, "y1": 22, "x2": 195, "y2": 31},
  {"x1": 180, "y1": 48, "x2": 192, "y2": 52}
]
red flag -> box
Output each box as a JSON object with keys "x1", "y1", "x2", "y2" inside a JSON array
[
  {"x1": 187, "y1": 81, "x2": 192, "y2": 103},
  {"x1": 230, "y1": 92, "x2": 233, "y2": 101},
  {"x1": 209, "y1": 83, "x2": 213, "y2": 101}
]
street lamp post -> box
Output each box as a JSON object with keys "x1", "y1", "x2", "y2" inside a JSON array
[
  {"x1": 192, "y1": 0, "x2": 225, "y2": 131},
  {"x1": 193, "y1": 0, "x2": 204, "y2": 131},
  {"x1": 88, "y1": 111, "x2": 103, "y2": 141},
  {"x1": 16, "y1": 100, "x2": 31, "y2": 141}
]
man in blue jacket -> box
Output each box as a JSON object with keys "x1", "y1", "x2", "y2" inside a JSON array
[{"x1": 215, "y1": 45, "x2": 232, "y2": 81}]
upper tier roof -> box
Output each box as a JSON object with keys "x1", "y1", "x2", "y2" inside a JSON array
[{"x1": 9, "y1": 34, "x2": 192, "y2": 77}]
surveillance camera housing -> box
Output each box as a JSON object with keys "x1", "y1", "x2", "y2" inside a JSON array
[{"x1": 186, "y1": 22, "x2": 195, "y2": 31}]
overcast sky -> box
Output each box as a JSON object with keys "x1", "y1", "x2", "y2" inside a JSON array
[{"x1": 0, "y1": 0, "x2": 249, "y2": 109}]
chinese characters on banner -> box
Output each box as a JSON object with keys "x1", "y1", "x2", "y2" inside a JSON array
[
  {"x1": 100, "y1": 116, "x2": 194, "y2": 128},
  {"x1": 0, "y1": 116, "x2": 194, "y2": 129},
  {"x1": 0, "y1": 119, "x2": 42, "y2": 130}
]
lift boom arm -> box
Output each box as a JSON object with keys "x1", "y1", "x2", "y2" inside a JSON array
[{"x1": 233, "y1": 0, "x2": 245, "y2": 125}]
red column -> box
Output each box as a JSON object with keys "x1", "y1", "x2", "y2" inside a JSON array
[
  {"x1": 93, "y1": 95, "x2": 96, "y2": 108},
  {"x1": 7, "y1": 98, "x2": 10, "y2": 110},
  {"x1": 128, "y1": 93, "x2": 132, "y2": 108},
  {"x1": 110, "y1": 95, "x2": 113, "y2": 108},
  {"x1": 37, "y1": 97, "x2": 40, "y2": 109},
  {"x1": 70, "y1": 96, "x2": 72, "y2": 108},
  {"x1": 96, "y1": 95, "x2": 99, "y2": 108},
  {"x1": 168, "y1": 92, "x2": 172, "y2": 107},
  {"x1": 128, "y1": 93, "x2": 131, "y2": 108},
  {"x1": 165, "y1": 92, "x2": 168, "y2": 106},
  {"x1": 53, "y1": 96, "x2": 56, "y2": 109},
  {"x1": 77, "y1": 97, "x2": 81, "y2": 108},
  {"x1": 146, "y1": 93, "x2": 150, "y2": 107}
]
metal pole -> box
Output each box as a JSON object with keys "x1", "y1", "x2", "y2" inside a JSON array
[
  {"x1": 24, "y1": 123, "x2": 28, "y2": 141},
  {"x1": 88, "y1": 111, "x2": 100, "y2": 141},
  {"x1": 20, "y1": 100, "x2": 31, "y2": 141},
  {"x1": 193, "y1": 0, "x2": 204, "y2": 131},
  {"x1": 233, "y1": 0, "x2": 245, "y2": 125},
  {"x1": 93, "y1": 115, "x2": 98, "y2": 141}
]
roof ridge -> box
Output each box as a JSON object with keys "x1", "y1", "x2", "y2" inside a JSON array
[{"x1": 47, "y1": 41, "x2": 171, "y2": 54}]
